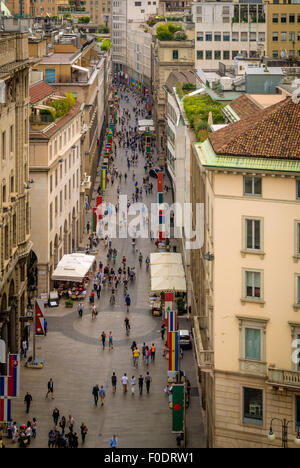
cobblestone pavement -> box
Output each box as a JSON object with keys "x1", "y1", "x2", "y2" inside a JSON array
[{"x1": 9, "y1": 85, "x2": 206, "y2": 449}]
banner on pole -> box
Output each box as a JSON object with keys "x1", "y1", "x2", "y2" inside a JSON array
[
  {"x1": 35, "y1": 300, "x2": 45, "y2": 336},
  {"x1": 172, "y1": 384, "x2": 185, "y2": 432},
  {"x1": 169, "y1": 331, "x2": 179, "y2": 371},
  {"x1": 0, "y1": 397, "x2": 12, "y2": 423},
  {"x1": 0, "y1": 354, "x2": 20, "y2": 397}
]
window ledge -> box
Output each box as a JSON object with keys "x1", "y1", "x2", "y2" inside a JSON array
[
  {"x1": 241, "y1": 298, "x2": 265, "y2": 307},
  {"x1": 241, "y1": 250, "x2": 265, "y2": 259},
  {"x1": 294, "y1": 304, "x2": 300, "y2": 312}
]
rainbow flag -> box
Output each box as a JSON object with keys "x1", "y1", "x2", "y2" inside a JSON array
[{"x1": 169, "y1": 331, "x2": 179, "y2": 371}]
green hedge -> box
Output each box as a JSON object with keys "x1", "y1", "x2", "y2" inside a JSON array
[
  {"x1": 183, "y1": 95, "x2": 225, "y2": 142},
  {"x1": 101, "y1": 39, "x2": 111, "y2": 51},
  {"x1": 156, "y1": 23, "x2": 183, "y2": 41}
]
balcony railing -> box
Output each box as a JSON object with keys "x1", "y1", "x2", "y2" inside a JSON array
[{"x1": 267, "y1": 368, "x2": 300, "y2": 388}]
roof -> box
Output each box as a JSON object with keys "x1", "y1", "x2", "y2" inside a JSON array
[
  {"x1": 30, "y1": 81, "x2": 55, "y2": 105},
  {"x1": 30, "y1": 100, "x2": 82, "y2": 139},
  {"x1": 39, "y1": 53, "x2": 75, "y2": 65},
  {"x1": 227, "y1": 94, "x2": 261, "y2": 120},
  {"x1": 209, "y1": 98, "x2": 300, "y2": 160},
  {"x1": 165, "y1": 71, "x2": 196, "y2": 92}
]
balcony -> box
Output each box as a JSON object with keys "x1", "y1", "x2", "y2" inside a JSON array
[
  {"x1": 192, "y1": 316, "x2": 214, "y2": 370},
  {"x1": 267, "y1": 368, "x2": 300, "y2": 389}
]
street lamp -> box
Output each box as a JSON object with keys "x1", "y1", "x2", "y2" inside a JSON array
[{"x1": 268, "y1": 418, "x2": 300, "y2": 448}]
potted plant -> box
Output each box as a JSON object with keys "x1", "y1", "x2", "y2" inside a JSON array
[
  {"x1": 176, "y1": 297, "x2": 186, "y2": 315},
  {"x1": 65, "y1": 298, "x2": 74, "y2": 308}
]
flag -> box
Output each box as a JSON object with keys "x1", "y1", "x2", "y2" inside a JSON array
[
  {"x1": 169, "y1": 331, "x2": 179, "y2": 371},
  {"x1": 157, "y1": 172, "x2": 163, "y2": 193},
  {"x1": 172, "y1": 385, "x2": 185, "y2": 432},
  {"x1": 0, "y1": 398, "x2": 12, "y2": 422},
  {"x1": 93, "y1": 208, "x2": 97, "y2": 232},
  {"x1": 0, "y1": 377, "x2": 7, "y2": 398},
  {"x1": 168, "y1": 310, "x2": 177, "y2": 333},
  {"x1": 35, "y1": 300, "x2": 45, "y2": 336},
  {"x1": 0, "y1": 354, "x2": 20, "y2": 397},
  {"x1": 165, "y1": 293, "x2": 173, "y2": 328}
]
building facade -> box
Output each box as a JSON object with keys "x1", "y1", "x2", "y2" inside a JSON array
[
  {"x1": 265, "y1": 0, "x2": 300, "y2": 60},
  {"x1": 127, "y1": 24, "x2": 152, "y2": 88},
  {"x1": 29, "y1": 84, "x2": 82, "y2": 296},
  {"x1": 192, "y1": 1, "x2": 267, "y2": 70},
  {"x1": 112, "y1": 0, "x2": 128, "y2": 71},
  {"x1": 0, "y1": 31, "x2": 33, "y2": 364},
  {"x1": 152, "y1": 28, "x2": 195, "y2": 165},
  {"x1": 190, "y1": 96, "x2": 300, "y2": 447},
  {"x1": 85, "y1": 0, "x2": 112, "y2": 26}
]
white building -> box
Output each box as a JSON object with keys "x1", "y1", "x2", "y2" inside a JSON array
[
  {"x1": 192, "y1": 1, "x2": 267, "y2": 70},
  {"x1": 112, "y1": 0, "x2": 157, "y2": 72},
  {"x1": 127, "y1": 23, "x2": 152, "y2": 87}
]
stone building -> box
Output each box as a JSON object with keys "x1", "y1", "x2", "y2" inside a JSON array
[
  {"x1": 190, "y1": 96, "x2": 300, "y2": 447},
  {"x1": 0, "y1": 29, "x2": 33, "y2": 362},
  {"x1": 29, "y1": 83, "x2": 83, "y2": 296},
  {"x1": 152, "y1": 22, "x2": 194, "y2": 165}
]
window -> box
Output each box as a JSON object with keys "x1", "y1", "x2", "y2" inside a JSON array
[
  {"x1": 205, "y1": 32, "x2": 212, "y2": 41},
  {"x1": 232, "y1": 32, "x2": 239, "y2": 42},
  {"x1": 258, "y1": 32, "x2": 265, "y2": 42},
  {"x1": 297, "y1": 275, "x2": 300, "y2": 305},
  {"x1": 298, "y1": 13, "x2": 300, "y2": 23},
  {"x1": 250, "y1": 32, "x2": 256, "y2": 42},
  {"x1": 245, "y1": 271, "x2": 262, "y2": 299},
  {"x1": 232, "y1": 51, "x2": 239, "y2": 59},
  {"x1": 214, "y1": 51, "x2": 221, "y2": 60},
  {"x1": 281, "y1": 13, "x2": 287, "y2": 23},
  {"x1": 173, "y1": 50, "x2": 178, "y2": 60},
  {"x1": 290, "y1": 31, "x2": 295, "y2": 41},
  {"x1": 290, "y1": 14, "x2": 295, "y2": 23},
  {"x1": 272, "y1": 13, "x2": 278, "y2": 23},
  {"x1": 245, "y1": 218, "x2": 262, "y2": 251},
  {"x1": 295, "y1": 396, "x2": 300, "y2": 431},
  {"x1": 297, "y1": 180, "x2": 300, "y2": 199},
  {"x1": 273, "y1": 32, "x2": 278, "y2": 42},
  {"x1": 206, "y1": 50, "x2": 212, "y2": 60},
  {"x1": 55, "y1": 196, "x2": 58, "y2": 216},
  {"x1": 197, "y1": 50, "x2": 203, "y2": 60},
  {"x1": 272, "y1": 50, "x2": 279, "y2": 58},
  {"x1": 50, "y1": 175, "x2": 53, "y2": 193},
  {"x1": 197, "y1": 32, "x2": 203, "y2": 41},
  {"x1": 281, "y1": 31, "x2": 287, "y2": 41},
  {"x1": 60, "y1": 191, "x2": 62, "y2": 213},
  {"x1": 241, "y1": 32, "x2": 248, "y2": 41},
  {"x1": 244, "y1": 176, "x2": 262, "y2": 196},
  {"x1": 214, "y1": 32, "x2": 221, "y2": 41},
  {"x1": 243, "y1": 388, "x2": 263, "y2": 426},
  {"x1": 9, "y1": 125, "x2": 14, "y2": 153},
  {"x1": 297, "y1": 32, "x2": 300, "y2": 41},
  {"x1": 223, "y1": 50, "x2": 230, "y2": 60},
  {"x1": 134, "y1": 1, "x2": 141, "y2": 5},
  {"x1": 2, "y1": 131, "x2": 6, "y2": 159},
  {"x1": 223, "y1": 32, "x2": 230, "y2": 41},
  {"x1": 45, "y1": 69, "x2": 56, "y2": 84},
  {"x1": 245, "y1": 328, "x2": 261, "y2": 361},
  {"x1": 55, "y1": 169, "x2": 58, "y2": 187},
  {"x1": 50, "y1": 203, "x2": 53, "y2": 231}
]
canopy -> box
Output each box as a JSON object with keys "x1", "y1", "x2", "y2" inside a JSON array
[
  {"x1": 150, "y1": 253, "x2": 186, "y2": 292},
  {"x1": 51, "y1": 253, "x2": 96, "y2": 283},
  {"x1": 150, "y1": 253, "x2": 182, "y2": 265}
]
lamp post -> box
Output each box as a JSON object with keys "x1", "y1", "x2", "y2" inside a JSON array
[{"x1": 268, "y1": 418, "x2": 300, "y2": 448}]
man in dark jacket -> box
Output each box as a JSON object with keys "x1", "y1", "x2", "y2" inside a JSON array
[
  {"x1": 92, "y1": 384, "x2": 99, "y2": 406},
  {"x1": 24, "y1": 392, "x2": 32, "y2": 413}
]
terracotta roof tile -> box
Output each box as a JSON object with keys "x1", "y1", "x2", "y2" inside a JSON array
[
  {"x1": 30, "y1": 81, "x2": 55, "y2": 105},
  {"x1": 209, "y1": 98, "x2": 300, "y2": 160},
  {"x1": 229, "y1": 94, "x2": 261, "y2": 120},
  {"x1": 30, "y1": 100, "x2": 82, "y2": 139}
]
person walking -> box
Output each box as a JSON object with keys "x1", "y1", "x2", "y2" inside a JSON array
[
  {"x1": 108, "y1": 331, "x2": 113, "y2": 350},
  {"x1": 46, "y1": 378, "x2": 54, "y2": 399},
  {"x1": 96, "y1": 283, "x2": 101, "y2": 300},
  {"x1": 78, "y1": 302, "x2": 83, "y2": 318},
  {"x1": 32, "y1": 418, "x2": 37, "y2": 439},
  {"x1": 44, "y1": 319, "x2": 48, "y2": 336},
  {"x1": 80, "y1": 423, "x2": 88, "y2": 444},
  {"x1": 24, "y1": 392, "x2": 32, "y2": 414},
  {"x1": 145, "y1": 347, "x2": 151, "y2": 366},
  {"x1": 101, "y1": 331, "x2": 106, "y2": 350},
  {"x1": 86, "y1": 221, "x2": 90, "y2": 234},
  {"x1": 151, "y1": 343, "x2": 156, "y2": 362},
  {"x1": 111, "y1": 372, "x2": 117, "y2": 393},
  {"x1": 131, "y1": 376, "x2": 136, "y2": 395},
  {"x1": 92, "y1": 384, "x2": 99, "y2": 406},
  {"x1": 161, "y1": 323, "x2": 166, "y2": 341},
  {"x1": 99, "y1": 386, "x2": 106, "y2": 406},
  {"x1": 122, "y1": 373, "x2": 128, "y2": 393},
  {"x1": 22, "y1": 339, "x2": 28, "y2": 358},
  {"x1": 138, "y1": 375, "x2": 144, "y2": 395},
  {"x1": 133, "y1": 347, "x2": 140, "y2": 367},
  {"x1": 67, "y1": 415, "x2": 74, "y2": 433},
  {"x1": 145, "y1": 372, "x2": 152, "y2": 394},
  {"x1": 125, "y1": 294, "x2": 131, "y2": 313},
  {"x1": 59, "y1": 416, "x2": 66, "y2": 435},
  {"x1": 109, "y1": 434, "x2": 118, "y2": 448},
  {"x1": 52, "y1": 407, "x2": 60, "y2": 427}
]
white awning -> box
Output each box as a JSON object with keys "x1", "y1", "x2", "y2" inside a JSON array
[
  {"x1": 150, "y1": 253, "x2": 186, "y2": 292},
  {"x1": 51, "y1": 253, "x2": 96, "y2": 282}
]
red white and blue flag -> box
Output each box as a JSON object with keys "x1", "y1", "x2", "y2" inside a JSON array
[
  {"x1": 168, "y1": 310, "x2": 177, "y2": 333},
  {"x1": 0, "y1": 397, "x2": 12, "y2": 422},
  {"x1": 0, "y1": 354, "x2": 20, "y2": 397}
]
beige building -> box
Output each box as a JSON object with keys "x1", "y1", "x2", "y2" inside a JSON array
[
  {"x1": 0, "y1": 30, "x2": 33, "y2": 362},
  {"x1": 85, "y1": 0, "x2": 112, "y2": 26},
  {"x1": 190, "y1": 96, "x2": 300, "y2": 447},
  {"x1": 29, "y1": 82, "x2": 83, "y2": 295},
  {"x1": 32, "y1": 38, "x2": 110, "y2": 202},
  {"x1": 127, "y1": 23, "x2": 152, "y2": 89},
  {"x1": 152, "y1": 22, "x2": 194, "y2": 165}
]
